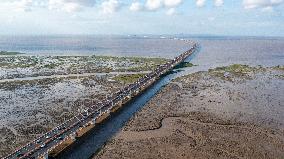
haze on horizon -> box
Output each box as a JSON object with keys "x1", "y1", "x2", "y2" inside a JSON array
[{"x1": 0, "y1": 0, "x2": 284, "y2": 37}]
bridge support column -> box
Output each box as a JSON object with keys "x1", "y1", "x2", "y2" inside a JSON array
[
  {"x1": 140, "y1": 85, "x2": 146, "y2": 92},
  {"x1": 131, "y1": 90, "x2": 139, "y2": 97},
  {"x1": 48, "y1": 135, "x2": 76, "y2": 157},
  {"x1": 110, "y1": 100, "x2": 123, "y2": 113},
  {"x1": 44, "y1": 153, "x2": 49, "y2": 159},
  {"x1": 39, "y1": 152, "x2": 49, "y2": 159},
  {"x1": 95, "y1": 111, "x2": 110, "y2": 124},
  {"x1": 92, "y1": 117, "x2": 96, "y2": 124},
  {"x1": 76, "y1": 122, "x2": 95, "y2": 138},
  {"x1": 122, "y1": 95, "x2": 131, "y2": 105},
  {"x1": 70, "y1": 132, "x2": 76, "y2": 140}
]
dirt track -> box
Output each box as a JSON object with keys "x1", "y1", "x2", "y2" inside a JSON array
[{"x1": 94, "y1": 65, "x2": 284, "y2": 159}]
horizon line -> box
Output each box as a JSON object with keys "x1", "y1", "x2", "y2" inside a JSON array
[{"x1": 0, "y1": 34, "x2": 284, "y2": 39}]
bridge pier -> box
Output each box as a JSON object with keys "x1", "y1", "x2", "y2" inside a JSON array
[
  {"x1": 110, "y1": 100, "x2": 123, "y2": 113},
  {"x1": 48, "y1": 135, "x2": 76, "y2": 157},
  {"x1": 70, "y1": 132, "x2": 76, "y2": 140},
  {"x1": 76, "y1": 121, "x2": 95, "y2": 138},
  {"x1": 92, "y1": 117, "x2": 97, "y2": 124},
  {"x1": 39, "y1": 153, "x2": 49, "y2": 159},
  {"x1": 122, "y1": 95, "x2": 131, "y2": 105},
  {"x1": 95, "y1": 110, "x2": 110, "y2": 124},
  {"x1": 131, "y1": 90, "x2": 140, "y2": 97}
]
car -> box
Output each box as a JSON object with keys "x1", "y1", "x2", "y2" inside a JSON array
[
  {"x1": 17, "y1": 153, "x2": 24, "y2": 157},
  {"x1": 46, "y1": 135, "x2": 50, "y2": 139},
  {"x1": 57, "y1": 136, "x2": 64, "y2": 140},
  {"x1": 40, "y1": 144, "x2": 46, "y2": 148},
  {"x1": 36, "y1": 139, "x2": 41, "y2": 144}
]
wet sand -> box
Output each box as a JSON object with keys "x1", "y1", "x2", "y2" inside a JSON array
[{"x1": 94, "y1": 65, "x2": 284, "y2": 159}]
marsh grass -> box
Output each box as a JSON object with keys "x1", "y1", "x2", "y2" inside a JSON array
[
  {"x1": 0, "y1": 78, "x2": 65, "y2": 91},
  {"x1": 174, "y1": 62, "x2": 197, "y2": 69},
  {"x1": 273, "y1": 65, "x2": 284, "y2": 71},
  {"x1": 0, "y1": 51, "x2": 24, "y2": 56},
  {"x1": 208, "y1": 64, "x2": 262, "y2": 78},
  {"x1": 0, "y1": 55, "x2": 168, "y2": 71},
  {"x1": 113, "y1": 74, "x2": 145, "y2": 84}
]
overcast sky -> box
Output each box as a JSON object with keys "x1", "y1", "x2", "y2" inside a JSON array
[{"x1": 0, "y1": 0, "x2": 283, "y2": 36}]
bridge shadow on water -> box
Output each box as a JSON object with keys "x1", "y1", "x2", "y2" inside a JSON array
[{"x1": 55, "y1": 45, "x2": 200, "y2": 159}]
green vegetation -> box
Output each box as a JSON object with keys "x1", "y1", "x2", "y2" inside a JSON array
[
  {"x1": 113, "y1": 74, "x2": 145, "y2": 84},
  {"x1": 92, "y1": 55, "x2": 168, "y2": 63},
  {"x1": 174, "y1": 62, "x2": 196, "y2": 69},
  {"x1": 0, "y1": 75, "x2": 99, "y2": 91},
  {"x1": 275, "y1": 74, "x2": 284, "y2": 79},
  {"x1": 273, "y1": 65, "x2": 284, "y2": 71},
  {"x1": 175, "y1": 64, "x2": 276, "y2": 83},
  {"x1": 272, "y1": 65, "x2": 284, "y2": 79},
  {"x1": 43, "y1": 63, "x2": 60, "y2": 69},
  {"x1": 0, "y1": 77, "x2": 64, "y2": 91},
  {"x1": 0, "y1": 55, "x2": 167, "y2": 71},
  {"x1": 0, "y1": 51, "x2": 24, "y2": 55},
  {"x1": 206, "y1": 64, "x2": 271, "y2": 82},
  {"x1": 210, "y1": 64, "x2": 257, "y2": 74}
]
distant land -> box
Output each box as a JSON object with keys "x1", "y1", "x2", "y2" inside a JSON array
[{"x1": 0, "y1": 51, "x2": 24, "y2": 55}]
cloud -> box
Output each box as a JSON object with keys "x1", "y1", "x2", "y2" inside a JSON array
[
  {"x1": 196, "y1": 0, "x2": 206, "y2": 7},
  {"x1": 261, "y1": 6, "x2": 274, "y2": 11},
  {"x1": 208, "y1": 16, "x2": 216, "y2": 21},
  {"x1": 243, "y1": 0, "x2": 283, "y2": 9},
  {"x1": 195, "y1": 0, "x2": 223, "y2": 7},
  {"x1": 144, "y1": 0, "x2": 183, "y2": 11},
  {"x1": 139, "y1": 0, "x2": 222, "y2": 12},
  {"x1": 130, "y1": 2, "x2": 143, "y2": 11},
  {"x1": 166, "y1": 8, "x2": 176, "y2": 15},
  {"x1": 129, "y1": 0, "x2": 183, "y2": 15},
  {"x1": 145, "y1": 0, "x2": 163, "y2": 10},
  {"x1": 101, "y1": 0, "x2": 120, "y2": 14},
  {"x1": 1, "y1": 0, "x2": 95, "y2": 12},
  {"x1": 14, "y1": 0, "x2": 34, "y2": 11},
  {"x1": 164, "y1": 0, "x2": 183, "y2": 8},
  {"x1": 48, "y1": 0, "x2": 95, "y2": 12},
  {"x1": 214, "y1": 0, "x2": 224, "y2": 7},
  {"x1": 2, "y1": 0, "x2": 48, "y2": 12}
]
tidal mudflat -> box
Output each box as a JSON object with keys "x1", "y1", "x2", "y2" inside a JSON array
[
  {"x1": 94, "y1": 64, "x2": 284, "y2": 159},
  {"x1": 0, "y1": 55, "x2": 167, "y2": 157},
  {"x1": 0, "y1": 55, "x2": 167, "y2": 80}
]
